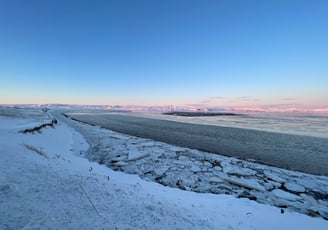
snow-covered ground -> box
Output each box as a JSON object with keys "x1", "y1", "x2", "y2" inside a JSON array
[
  {"x1": 0, "y1": 107, "x2": 327, "y2": 229},
  {"x1": 61, "y1": 112, "x2": 328, "y2": 219}
]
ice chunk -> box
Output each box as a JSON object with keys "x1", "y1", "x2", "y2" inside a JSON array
[
  {"x1": 223, "y1": 165, "x2": 257, "y2": 176},
  {"x1": 115, "y1": 161, "x2": 128, "y2": 166},
  {"x1": 284, "y1": 182, "x2": 305, "y2": 193},
  {"x1": 224, "y1": 177, "x2": 265, "y2": 192},
  {"x1": 190, "y1": 165, "x2": 202, "y2": 172},
  {"x1": 264, "y1": 171, "x2": 286, "y2": 183},
  {"x1": 272, "y1": 189, "x2": 302, "y2": 201},
  {"x1": 128, "y1": 151, "x2": 149, "y2": 161},
  {"x1": 209, "y1": 177, "x2": 224, "y2": 183},
  {"x1": 153, "y1": 166, "x2": 169, "y2": 177}
]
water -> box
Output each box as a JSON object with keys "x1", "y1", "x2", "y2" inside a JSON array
[{"x1": 136, "y1": 112, "x2": 328, "y2": 138}]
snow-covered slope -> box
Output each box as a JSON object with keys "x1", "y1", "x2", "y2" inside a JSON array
[{"x1": 0, "y1": 108, "x2": 327, "y2": 229}]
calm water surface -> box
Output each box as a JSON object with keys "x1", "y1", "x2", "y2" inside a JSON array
[{"x1": 136, "y1": 112, "x2": 328, "y2": 138}]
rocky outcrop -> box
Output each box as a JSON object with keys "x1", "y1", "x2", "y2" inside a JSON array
[{"x1": 20, "y1": 119, "x2": 58, "y2": 134}]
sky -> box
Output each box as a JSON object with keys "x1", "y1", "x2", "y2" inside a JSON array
[{"x1": 0, "y1": 0, "x2": 327, "y2": 111}]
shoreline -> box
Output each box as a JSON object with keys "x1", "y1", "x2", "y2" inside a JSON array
[
  {"x1": 66, "y1": 112, "x2": 328, "y2": 176},
  {"x1": 58, "y1": 111, "x2": 328, "y2": 219}
]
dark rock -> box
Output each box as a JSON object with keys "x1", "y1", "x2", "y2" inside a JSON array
[
  {"x1": 308, "y1": 210, "x2": 320, "y2": 217},
  {"x1": 238, "y1": 191, "x2": 257, "y2": 201},
  {"x1": 309, "y1": 191, "x2": 328, "y2": 200}
]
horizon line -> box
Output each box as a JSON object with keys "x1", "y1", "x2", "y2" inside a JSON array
[{"x1": 1, "y1": 103, "x2": 328, "y2": 114}]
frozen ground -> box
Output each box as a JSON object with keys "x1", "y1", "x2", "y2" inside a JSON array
[{"x1": 0, "y1": 107, "x2": 327, "y2": 229}]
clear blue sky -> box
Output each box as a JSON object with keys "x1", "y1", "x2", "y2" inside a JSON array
[{"x1": 0, "y1": 0, "x2": 327, "y2": 110}]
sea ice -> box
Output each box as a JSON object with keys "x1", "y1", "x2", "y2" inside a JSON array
[
  {"x1": 190, "y1": 165, "x2": 202, "y2": 172},
  {"x1": 284, "y1": 182, "x2": 306, "y2": 193},
  {"x1": 272, "y1": 189, "x2": 302, "y2": 201},
  {"x1": 128, "y1": 151, "x2": 149, "y2": 161},
  {"x1": 47, "y1": 109, "x2": 328, "y2": 220},
  {"x1": 223, "y1": 176, "x2": 266, "y2": 192},
  {"x1": 264, "y1": 171, "x2": 287, "y2": 183},
  {"x1": 222, "y1": 164, "x2": 257, "y2": 176}
]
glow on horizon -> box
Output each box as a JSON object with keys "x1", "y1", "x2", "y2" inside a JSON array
[{"x1": 0, "y1": 1, "x2": 327, "y2": 112}]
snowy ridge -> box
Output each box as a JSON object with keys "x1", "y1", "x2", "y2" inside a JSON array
[{"x1": 1, "y1": 107, "x2": 327, "y2": 229}]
